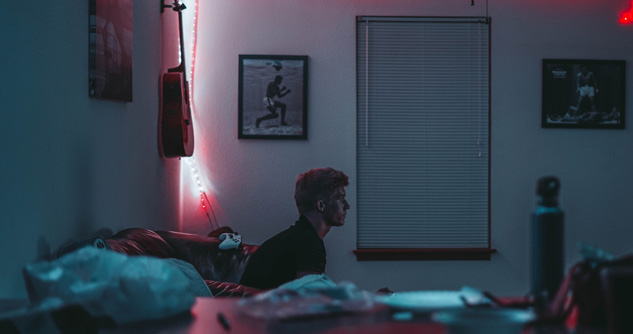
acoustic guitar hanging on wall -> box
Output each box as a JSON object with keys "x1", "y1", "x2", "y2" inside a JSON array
[{"x1": 161, "y1": 1, "x2": 194, "y2": 157}]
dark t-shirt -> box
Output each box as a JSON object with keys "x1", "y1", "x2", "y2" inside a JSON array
[{"x1": 239, "y1": 216, "x2": 326, "y2": 290}]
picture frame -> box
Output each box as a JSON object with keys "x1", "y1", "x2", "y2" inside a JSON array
[
  {"x1": 542, "y1": 59, "x2": 625, "y2": 129},
  {"x1": 238, "y1": 55, "x2": 308, "y2": 139},
  {"x1": 88, "y1": 0, "x2": 133, "y2": 102}
]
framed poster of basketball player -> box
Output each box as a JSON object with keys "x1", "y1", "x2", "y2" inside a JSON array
[
  {"x1": 542, "y1": 59, "x2": 625, "y2": 129},
  {"x1": 238, "y1": 55, "x2": 308, "y2": 139}
]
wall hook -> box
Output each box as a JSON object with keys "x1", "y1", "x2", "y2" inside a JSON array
[{"x1": 161, "y1": 0, "x2": 173, "y2": 13}]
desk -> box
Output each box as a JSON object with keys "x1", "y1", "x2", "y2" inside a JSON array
[
  {"x1": 101, "y1": 297, "x2": 443, "y2": 334},
  {"x1": 100, "y1": 297, "x2": 608, "y2": 334}
]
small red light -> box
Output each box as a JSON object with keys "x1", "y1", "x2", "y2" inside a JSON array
[{"x1": 621, "y1": 1, "x2": 633, "y2": 24}]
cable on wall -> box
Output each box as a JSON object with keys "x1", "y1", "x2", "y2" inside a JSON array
[{"x1": 184, "y1": 157, "x2": 219, "y2": 230}]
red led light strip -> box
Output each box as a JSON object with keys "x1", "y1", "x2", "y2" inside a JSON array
[{"x1": 183, "y1": 0, "x2": 220, "y2": 230}]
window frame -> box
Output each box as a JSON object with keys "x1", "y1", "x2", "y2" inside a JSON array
[{"x1": 354, "y1": 16, "x2": 494, "y2": 261}]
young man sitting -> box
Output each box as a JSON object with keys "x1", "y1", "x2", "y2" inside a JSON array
[{"x1": 239, "y1": 167, "x2": 350, "y2": 290}]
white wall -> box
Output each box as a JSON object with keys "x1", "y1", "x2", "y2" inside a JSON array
[
  {"x1": 0, "y1": 1, "x2": 182, "y2": 297},
  {"x1": 183, "y1": 0, "x2": 633, "y2": 296},
  {"x1": 1, "y1": 0, "x2": 632, "y2": 299}
]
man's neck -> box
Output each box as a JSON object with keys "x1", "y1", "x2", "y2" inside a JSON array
[{"x1": 302, "y1": 213, "x2": 331, "y2": 239}]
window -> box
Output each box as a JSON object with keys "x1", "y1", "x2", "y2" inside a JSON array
[{"x1": 355, "y1": 16, "x2": 493, "y2": 260}]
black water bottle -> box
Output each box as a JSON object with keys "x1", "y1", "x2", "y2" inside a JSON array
[{"x1": 531, "y1": 176, "x2": 564, "y2": 310}]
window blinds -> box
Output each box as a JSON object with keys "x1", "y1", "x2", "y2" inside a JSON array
[{"x1": 356, "y1": 17, "x2": 490, "y2": 249}]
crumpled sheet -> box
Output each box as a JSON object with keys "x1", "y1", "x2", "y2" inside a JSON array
[
  {"x1": 236, "y1": 275, "x2": 376, "y2": 321},
  {"x1": 1, "y1": 246, "x2": 211, "y2": 333}
]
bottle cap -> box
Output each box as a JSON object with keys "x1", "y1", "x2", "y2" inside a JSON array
[{"x1": 536, "y1": 176, "x2": 560, "y2": 206}]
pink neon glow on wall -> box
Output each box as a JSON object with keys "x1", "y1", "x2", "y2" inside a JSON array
[
  {"x1": 621, "y1": 1, "x2": 633, "y2": 24},
  {"x1": 173, "y1": 0, "x2": 222, "y2": 231}
]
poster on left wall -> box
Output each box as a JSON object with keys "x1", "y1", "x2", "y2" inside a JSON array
[{"x1": 89, "y1": 0, "x2": 133, "y2": 102}]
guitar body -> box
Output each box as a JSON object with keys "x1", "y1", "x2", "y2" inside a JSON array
[
  {"x1": 160, "y1": 2, "x2": 194, "y2": 158},
  {"x1": 161, "y1": 70, "x2": 194, "y2": 157}
]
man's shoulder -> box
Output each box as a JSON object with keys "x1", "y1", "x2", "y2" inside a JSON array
[
  {"x1": 259, "y1": 222, "x2": 320, "y2": 251},
  {"x1": 271, "y1": 223, "x2": 313, "y2": 242},
  {"x1": 258, "y1": 224, "x2": 298, "y2": 247}
]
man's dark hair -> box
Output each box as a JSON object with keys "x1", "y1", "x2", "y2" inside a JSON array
[{"x1": 294, "y1": 167, "x2": 349, "y2": 214}]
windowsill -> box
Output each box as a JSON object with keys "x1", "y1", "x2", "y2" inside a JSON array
[{"x1": 353, "y1": 248, "x2": 497, "y2": 261}]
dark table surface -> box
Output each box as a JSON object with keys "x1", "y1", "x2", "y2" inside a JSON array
[
  {"x1": 0, "y1": 297, "x2": 610, "y2": 334},
  {"x1": 98, "y1": 297, "x2": 609, "y2": 334}
]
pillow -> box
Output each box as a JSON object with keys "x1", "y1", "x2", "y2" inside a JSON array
[{"x1": 208, "y1": 226, "x2": 234, "y2": 238}]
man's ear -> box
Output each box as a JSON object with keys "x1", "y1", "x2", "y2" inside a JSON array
[{"x1": 317, "y1": 200, "x2": 325, "y2": 213}]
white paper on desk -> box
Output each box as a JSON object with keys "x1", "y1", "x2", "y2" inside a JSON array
[
  {"x1": 376, "y1": 286, "x2": 491, "y2": 312},
  {"x1": 236, "y1": 278, "x2": 375, "y2": 321}
]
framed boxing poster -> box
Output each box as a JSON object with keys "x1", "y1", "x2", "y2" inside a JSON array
[
  {"x1": 542, "y1": 59, "x2": 625, "y2": 129},
  {"x1": 238, "y1": 55, "x2": 308, "y2": 139}
]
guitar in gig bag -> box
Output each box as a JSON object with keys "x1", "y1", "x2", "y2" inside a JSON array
[{"x1": 161, "y1": 2, "x2": 194, "y2": 157}]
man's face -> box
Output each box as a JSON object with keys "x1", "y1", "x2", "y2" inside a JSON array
[{"x1": 323, "y1": 187, "x2": 350, "y2": 227}]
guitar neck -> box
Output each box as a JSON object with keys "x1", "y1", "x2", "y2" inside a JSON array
[{"x1": 169, "y1": 2, "x2": 188, "y2": 78}]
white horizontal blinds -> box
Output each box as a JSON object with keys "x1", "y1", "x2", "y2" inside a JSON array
[{"x1": 357, "y1": 17, "x2": 490, "y2": 249}]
